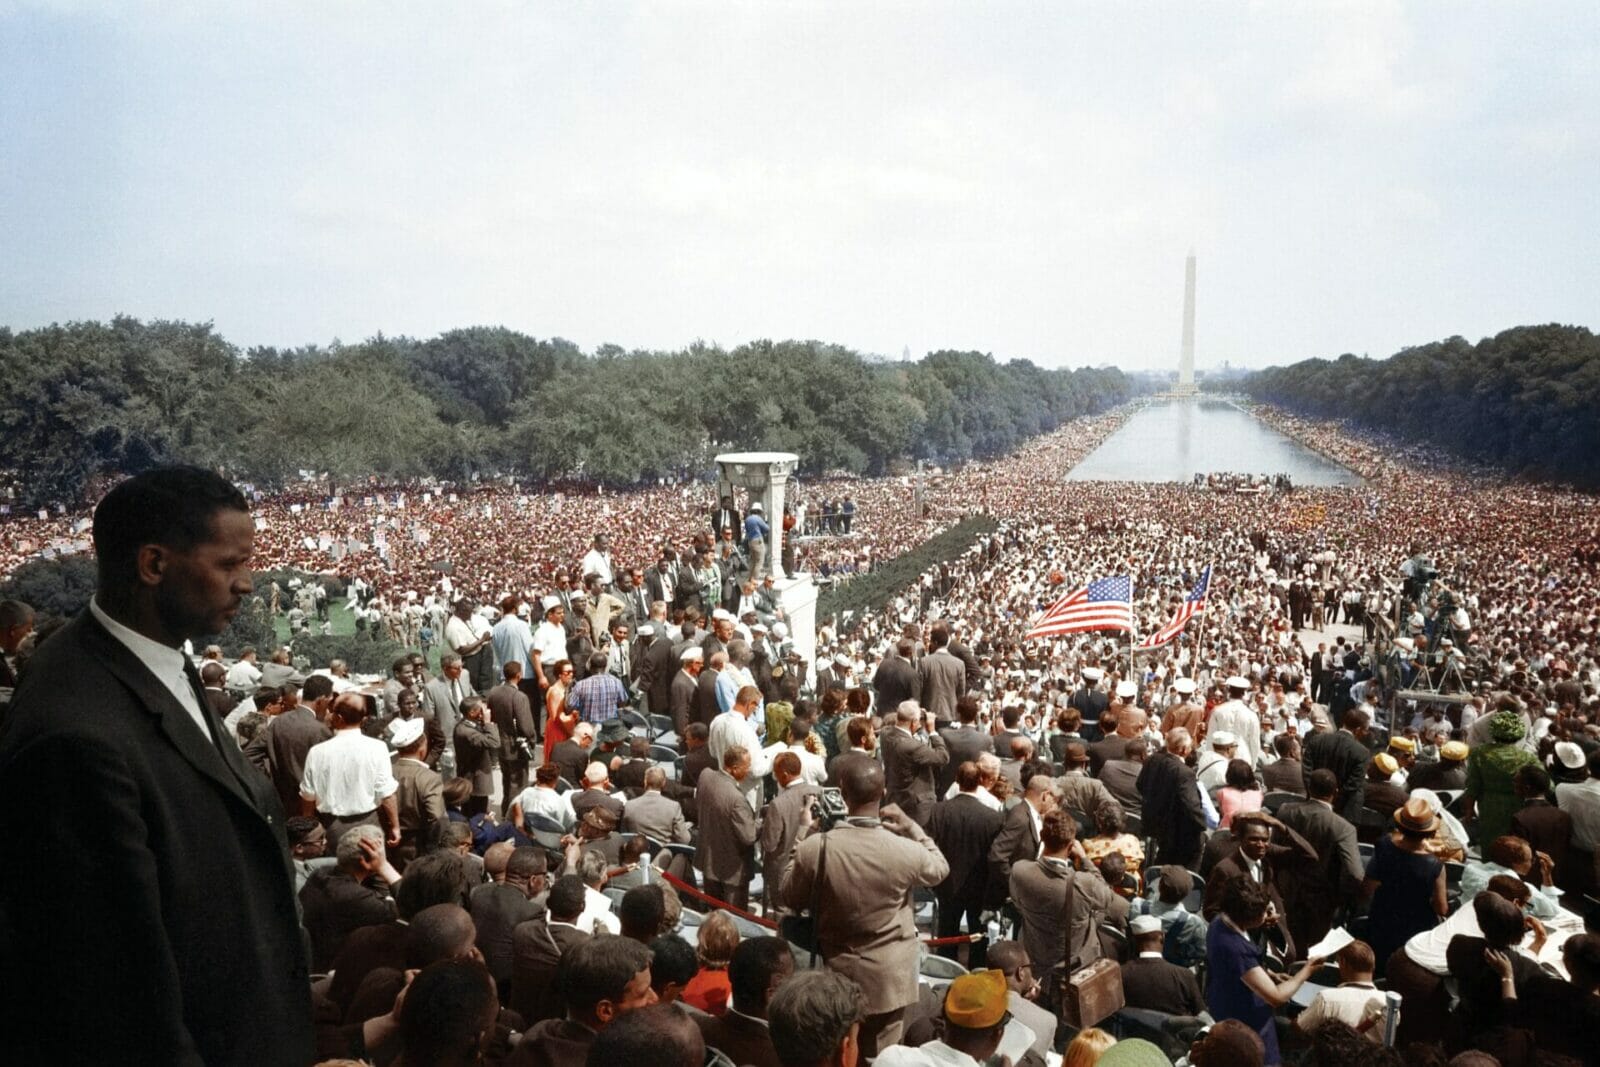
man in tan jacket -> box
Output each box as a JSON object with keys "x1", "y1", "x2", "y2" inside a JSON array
[{"x1": 780, "y1": 760, "x2": 949, "y2": 1057}]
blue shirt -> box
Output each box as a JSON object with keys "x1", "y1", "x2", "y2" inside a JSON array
[
  {"x1": 1206, "y1": 917, "x2": 1279, "y2": 1064},
  {"x1": 744, "y1": 513, "x2": 770, "y2": 542}
]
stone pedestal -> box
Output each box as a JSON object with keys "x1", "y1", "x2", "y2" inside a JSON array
[{"x1": 715, "y1": 451, "x2": 817, "y2": 672}]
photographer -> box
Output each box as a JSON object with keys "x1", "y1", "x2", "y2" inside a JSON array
[{"x1": 779, "y1": 760, "x2": 949, "y2": 1058}]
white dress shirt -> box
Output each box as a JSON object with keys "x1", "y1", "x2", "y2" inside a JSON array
[
  {"x1": 299, "y1": 728, "x2": 398, "y2": 816},
  {"x1": 90, "y1": 597, "x2": 212, "y2": 742}
]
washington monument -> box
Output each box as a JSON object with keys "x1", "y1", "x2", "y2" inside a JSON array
[{"x1": 1176, "y1": 250, "x2": 1197, "y2": 395}]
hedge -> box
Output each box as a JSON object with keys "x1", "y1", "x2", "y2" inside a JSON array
[{"x1": 816, "y1": 514, "x2": 998, "y2": 625}]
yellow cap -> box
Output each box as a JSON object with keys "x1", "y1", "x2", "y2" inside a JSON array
[
  {"x1": 943, "y1": 968, "x2": 1010, "y2": 1030},
  {"x1": 1441, "y1": 741, "x2": 1469, "y2": 761},
  {"x1": 1388, "y1": 735, "x2": 1417, "y2": 754}
]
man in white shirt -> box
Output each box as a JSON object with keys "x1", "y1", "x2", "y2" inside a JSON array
[
  {"x1": 299, "y1": 692, "x2": 400, "y2": 849},
  {"x1": 572, "y1": 846, "x2": 621, "y2": 935},
  {"x1": 226, "y1": 647, "x2": 262, "y2": 690},
  {"x1": 580, "y1": 533, "x2": 615, "y2": 590},
  {"x1": 1196, "y1": 730, "x2": 1238, "y2": 799},
  {"x1": 531, "y1": 595, "x2": 569, "y2": 699},
  {"x1": 1209, "y1": 676, "x2": 1262, "y2": 768},
  {"x1": 444, "y1": 597, "x2": 495, "y2": 694},
  {"x1": 709, "y1": 684, "x2": 772, "y2": 809},
  {"x1": 1296, "y1": 940, "x2": 1391, "y2": 1042}
]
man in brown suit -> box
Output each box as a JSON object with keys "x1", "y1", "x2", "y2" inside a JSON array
[
  {"x1": 780, "y1": 759, "x2": 949, "y2": 1057},
  {"x1": 1009, "y1": 808, "x2": 1128, "y2": 994},
  {"x1": 453, "y1": 696, "x2": 501, "y2": 817},
  {"x1": 878, "y1": 699, "x2": 949, "y2": 825},
  {"x1": 696, "y1": 746, "x2": 760, "y2": 909},
  {"x1": 760, "y1": 752, "x2": 821, "y2": 917},
  {"x1": 390, "y1": 718, "x2": 445, "y2": 866}
]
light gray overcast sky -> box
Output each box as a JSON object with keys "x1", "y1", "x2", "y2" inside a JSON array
[{"x1": 3, "y1": 1, "x2": 1597, "y2": 371}]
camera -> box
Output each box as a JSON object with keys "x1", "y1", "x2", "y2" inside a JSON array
[
  {"x1": 809, "y1": 787, "x2": 848, "y2": 829},
  {"x1": 515, "y1": 737, "x2": 538, "y2": 762}
]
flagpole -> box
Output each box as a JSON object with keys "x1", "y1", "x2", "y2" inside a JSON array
[
  {"x1": 1188, "y1": 562, "x2": 1213, "y2": 681},
  {"x1": 1128, "y1": 578, "x2": 1137, "y2": 684}
]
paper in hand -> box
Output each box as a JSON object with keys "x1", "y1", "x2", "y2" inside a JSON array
[{"x1": 1308, "y1": 926, "x2": 1354, "y2": 959}]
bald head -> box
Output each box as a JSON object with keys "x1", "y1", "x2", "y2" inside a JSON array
[
  {"x1": 840, "y1": 761, "x2": 885, "y2": 811},
  {"x1": 1116, "y1": 708, "x2": 1148, "y2": 737}
]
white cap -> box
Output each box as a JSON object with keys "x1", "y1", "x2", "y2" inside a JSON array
[
  {"x1": 542, "y1": 595, "x2": 562, "y2": 613},
  {"x1": 1082, "y1": 667, "x2": 1103, "y2": 682},
  {"x1": 1129, "y1": 915, "x2": 1163, "y2": 936},
  {"x1": 1211, "y1": 730, "x2": 1239, "y2": 748},
  {"x1": 1225, "y1": 676, "x2": 1251, "y2": 690},
  {"x1": 636, "y1": 625, "x2": 654, "y2": 637},
  {"x1": 388, "y1": 717, "x2": 425, "y2": 748},
  {"x1": 711, "y1": 608, "x2": 735, "y2": 622},
  {"x1": 1173, "y1": 678, "x2": 1197, "y2": 695},
  {"x1": 834, "y1": 654, "x2": 852, "y2": 668},
  {"x1": 680, "y1": 647, "x2": 704, "y2": 662},
  {"x1": 772, "y1": 622, "x2": 788, "y2": 639},
  {"x1": 1116, "y1": 681, "x2": 1137, "y2": 699},
  {"x1": 751, "y1": 623, "x2": 768, "y2": 633},
  {"x1": 1555, "y1": 741, "x2": 1587, "y2": 770},
  {"x1": 749, "y1": 502, "x2": 763, "y2": 512}
]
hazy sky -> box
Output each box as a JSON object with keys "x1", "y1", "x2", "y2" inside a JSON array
[{"x1": 3, "y1": 1, "x2": 1596, "y2": 371}]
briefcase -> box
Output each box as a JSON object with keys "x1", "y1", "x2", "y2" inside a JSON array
[{"x1": 1060, "y1": 956, "x2": 1125, "y2": 1029}]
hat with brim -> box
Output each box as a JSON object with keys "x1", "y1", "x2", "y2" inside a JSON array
[
  {"x1": 1082, "y1": 667, "x2": 1103, "y2": 682},
  {"x1": 943, "y1": 968, "x2": 1009, "y2": 1030},
  {"x1": 1395, "y1": 797, "x2": 1440, "y2": 834},
  {"x1": 680, "y1": 647, "x2": 704, "y2": 662},
  {"x1": 388, "y1": 717, "x2": 425, "y2": 748},
  {"x1": 1116, "y1": 681, "x2": 1137, "y2": 699},
  {"x1": 542, "y1": 595, "x2": 562, "y2": 614},
  {"x1": 1226, "y1": 676, "x2": 1250, "y2": 690},
  {"x1": 1129, "y1": 914, "x2": 1162, "y2": 936},
  {"x1": 1173, "y1": 678, "x2": 1197, "y2": 695}
]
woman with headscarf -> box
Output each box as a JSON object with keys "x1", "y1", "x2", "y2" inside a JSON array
[{"x1": 1462, "y1": 710, "x2": 1541, "y2": 843}]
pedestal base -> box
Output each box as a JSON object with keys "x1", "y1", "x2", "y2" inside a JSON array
[{"x1": 773, "y1": 575, "x2": 818, "y2": 679}]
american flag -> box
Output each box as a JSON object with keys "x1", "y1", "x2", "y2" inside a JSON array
[
  {"x1": 1025, "y1": 575, "x2": 1134, "y2": 640},
  {"x1": 1137, "y1": 566, "x2": 1212, "y2": 649}
]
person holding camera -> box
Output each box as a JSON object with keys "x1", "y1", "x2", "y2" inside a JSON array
[
  {"x1": 485, "y1": 660, "x2": 538, "y2": 818},
  {"x1": 780, "y1": 760, "x2": 949, "y2": 1058},
  {"x1": 880, "y1": 699, "x2": 949, "y2": 826}
]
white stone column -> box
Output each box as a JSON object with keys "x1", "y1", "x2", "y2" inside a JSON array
[{"x1": 715, "y1": 452, "x2": 815, "y2": 674}]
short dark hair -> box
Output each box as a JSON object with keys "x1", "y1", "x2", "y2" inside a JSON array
[
  {"x1": 92, "y1": 466, "x2": 249, "y2": 588},
  {"x1": 285, "y1": 816, "x2": 321, "y2": 846},
  {"x1": 405, "y1": 903, "x2": 476, "y2": 968},
  {"x1": 559, "y1": 937, "x2": 653, "y2": 1018},
  {"x1": 728, "y1": 936, "x2": 794, "y2": 1013},
  {"x1": 1307, "y1": 768, "x2": 1339, "y2": 799},
  {"x1": 587, "y1": 1003, "x2": 703, "y2": 1067},
  {"x1": 506, "y1": 846, "x2": 547, "y2": 882},
  {"x1": 768, "y1": 970, "x2": 866, "y2": 1067},
  {"x1": 547, "y1": 874, "x2": 588, "y2": 921},
  {"x1": 1218, "y1": 875, "x2": 1272, "y2": 926},
  {"x1": 648, "y1": 934, "x2": 699, "y2": 993},
  {"x1": 1473, "y1": 890, "x2": 1524, "y2": 948},
  {"x1": 619, "y1": 885, "x2": 667, "y2": 943},
  {"x1": 398, "y1": 959, "x2": 497, "y2": 1064},
  {"x1": 301, "y1": 674, "x2": 335, "y2": 701},
  {"x1": 393, "y1": 851, "x2": 470, "y2": 918}
]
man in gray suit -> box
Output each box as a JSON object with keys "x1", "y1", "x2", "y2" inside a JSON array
[
  {"x1": 423, "y1": 652, "x2": 477, "y2": 772},
  {"x1": 937, "y1": 694, "x2": 995, "y2": 796},
  {"x1": 248, "y1": 672, "x2": 335, "y2": 818},
  {"x1": 916, "y1": 623, "x2": 966, "y2": 724},
  {"x1": 760, "y1": 752, "x2": 821, "y2": 917},
  {"x1": 696, "y1": 745, "x2": 760, "y2": 909},
  {"x1": 879, "y1": 700, "x2": 949, "y2": 826},
  {"x1": 621, "y1": 766, "x2": 691, "y2": 845}
]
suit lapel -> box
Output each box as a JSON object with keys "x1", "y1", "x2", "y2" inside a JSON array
[{"x1": 83, "y1": 616, "x2": 261, "y2": 815}]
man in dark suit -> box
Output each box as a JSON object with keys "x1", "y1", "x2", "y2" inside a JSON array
[
  {"x1": 510, "y1": 874, "x2": 592, "y2": 1025},
  {"x1": 198, "y1": 659, "x2": 236, "y2": 717},
  {"x1": 1099, "y1": 737, "x2": 1147, "y2": 816},
  {"x1": 696, "y1": 650, "x2": 726, "y2": 727},
  {"x1": 485, "y1": 661, "x2": 538, "y2": 816},
  {"x1": 879, "y1": 701, "x2": 949, "y2": 825},
  {"x1": 1137, "y1": 728, "x2": 1207, "y2": 868},
  {"x1": 1201, "y1": 812, "x2": 1317, "y2": 962},
  {"x1": 937, "y1": 694, "x2": 995, "y2": 795},
  {"x1": 681, "y1": 723, "x2": 715, "y2": 793},
  {"x1": 470, "y1": 845, "x2": 546, "y2": 1000},
  {"x1": 987, "y1": 775, "x2": 1052, "y2": 905},
  {"x1": 669, "y1": 646, "x2": 703, "y2": 747},
  {"x1": 926, "y1": 760, "x2": 1005, "y2": 967},
  {"x1": 0, "y1": 467, "x2": 314, "y2": 1065},
  {"x1": 872, "y1": 638, "x2": 921, "y2": 716},
  {"x1": 249, "y1": 671, "x2": 335, "y2": 817},
  {"x1": 551, "y1": 721, "x2": 596, "y2": 789},
  {"x1": 1276, "y1": 770, "x2": 1365, "y2": 953},
  {"x1": 1121, "y1": 914, "x2": 1206, "y2": 1016},
  {"x1": 760, "y1": 753, "x2": 820, "y2": 916},
  {"x1": 1069, "y1": 666, "x2": 1109, "y2": 725},
  {"x1": 696, "y1": 937, "x2": 792, "y2": 1067},
  {"x1": 1261, "y1": 734, "x2": 1306, "y2": 796},
  {"x1": 1303, "y1": 707, "x2": 1373, "y2": 822},
  {"x1": 1510, "y1": 765, "x2": 1572, "y2": 880}
]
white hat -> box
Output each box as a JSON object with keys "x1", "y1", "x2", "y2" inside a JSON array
[
  {"x1": 636, "y1": 624, "x2": 654, "y2": 637},
  {"x1": 1555, "y1": 741, "x2": 1587, "y2": 771},
  {"x1": 711, "y1": 608, "x2": 735, "y2": 622},
  {"x1": 542, "y1": 595, "x2": 562, "y2": 613},
  {"x1": 751, "y1": 622, "x2": 768, "y2": 633},
  {"x1": 1226, "y1": 676, "x2": 1251, "y2": 690},
  {"x1": 749, "y1": 502, "x2": 763, "y2": 512},
  {"x1": 834, "y1": 654, "x2": 852, "y2": 668},
  {"x1": 1082, "y1": 667, "x2": 1103, "y2": 682},
  {"x1": 680, "y1": 647, "x2": 704, "y2": 662},
  {"x1": 388, "y1": 717, "x2": 425, "y2": 748},
  {"x1": 1116, "y1": 681, "x2": 1137, "y2": 699},
  {"x1": 772, "y1": 623, "x2": 788, "y2": 639},
  {"x1": 1173, "y1": 678, "x2": 1197, "y2": 695},
  {"x1": 1211, "y1": 730, "x2": 1239, "y2": 748},
  {"x1": 1129, "y1": 915, "x2": 1163, "y2": 936}
]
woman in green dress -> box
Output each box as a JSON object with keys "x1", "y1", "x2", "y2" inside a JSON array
[{"x1": 1462, "y1": 710, "x2": 1539, "y2": 842}]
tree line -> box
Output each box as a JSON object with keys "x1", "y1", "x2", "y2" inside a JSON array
[
  {"x1": 1237, "y1": 324, "x2": 1600, "y2": 488},
  {"x1": 0, "y1": 317, "x2": 1135, "y2": 508}
]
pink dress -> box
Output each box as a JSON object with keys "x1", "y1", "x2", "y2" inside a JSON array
[{"x1": 1217, "y1": 787, "x2": 1263, "y2": 829}]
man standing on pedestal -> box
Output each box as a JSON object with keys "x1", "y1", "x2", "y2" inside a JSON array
[{"x1": 744, "y1": 502, "x2": 770, "y2": 580}]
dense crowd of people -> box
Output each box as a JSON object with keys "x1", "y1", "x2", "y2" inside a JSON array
[{"x1": 2, "y1": 400, "x2": 1600, "y2": 1067}]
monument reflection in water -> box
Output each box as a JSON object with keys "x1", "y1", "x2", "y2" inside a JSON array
[{"x1": 1067, "y1": 397, "x2": 1363, "y2": 487}]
